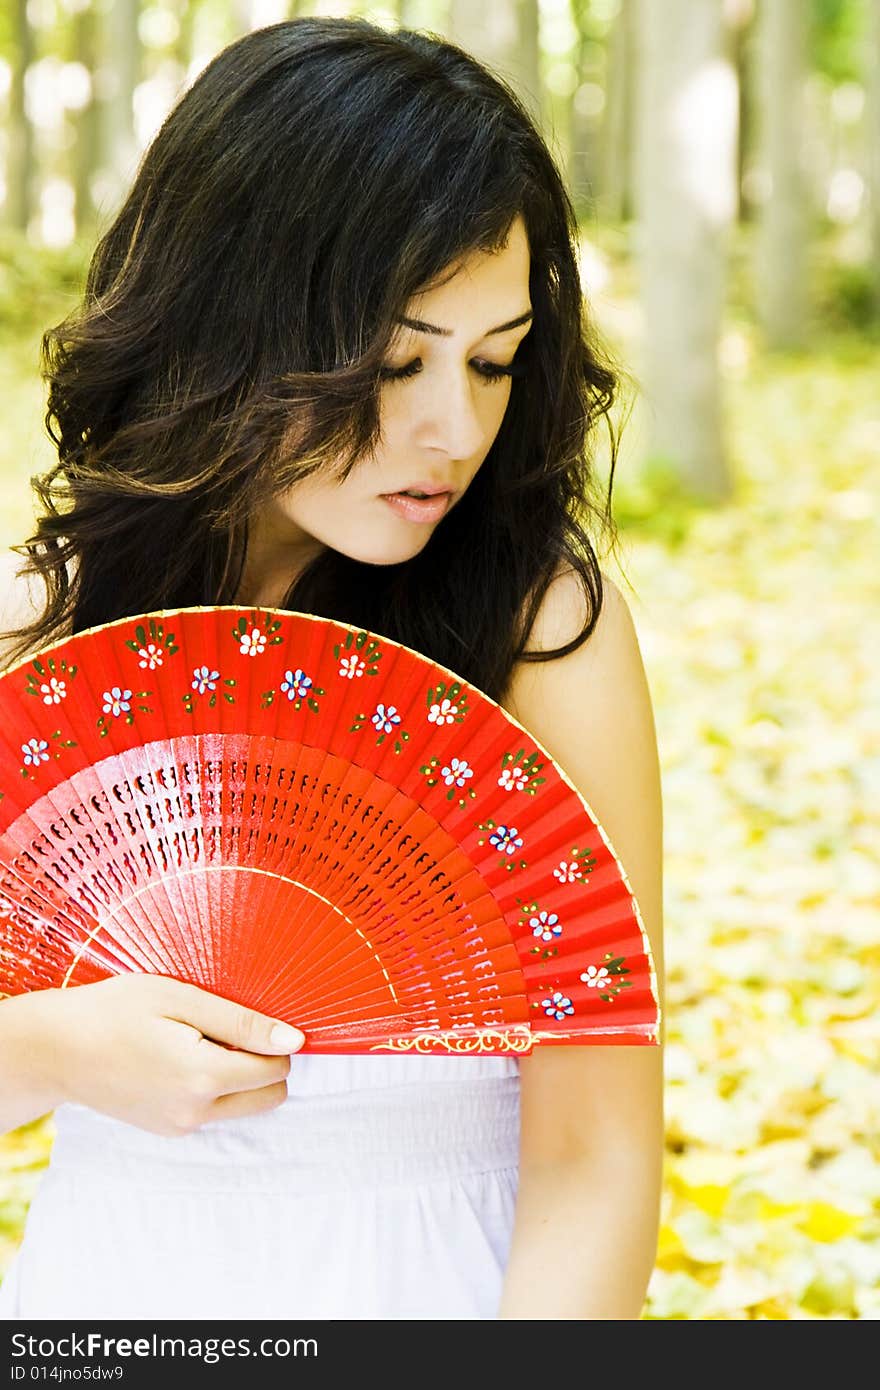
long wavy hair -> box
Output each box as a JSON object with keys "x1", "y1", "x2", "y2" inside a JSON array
[{"x1": 2, "y1": 16, "x2": 627, "y2": 703}]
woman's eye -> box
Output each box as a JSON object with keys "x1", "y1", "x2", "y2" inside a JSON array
[
  {"x1": 378, "y1": 358, "x2": 527, "y2": 385},
  {"x1": 471, "y1": 359, "x2": 528, "y2": 384},
  {"x1": 378, "y1": 359, "x2": 422, "y2": 382}
]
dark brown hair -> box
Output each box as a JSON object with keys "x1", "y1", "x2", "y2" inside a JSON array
[{"x1": 2, "y1": 16, "x2": 626, "y2": 702}]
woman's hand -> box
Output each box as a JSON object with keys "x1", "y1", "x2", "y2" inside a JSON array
[{"x1": 23, "y1": 974, "x2": 306, "y2": 1138}]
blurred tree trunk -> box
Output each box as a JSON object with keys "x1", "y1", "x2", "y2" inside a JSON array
[
  {"x1": 448, "y1": 0, "x2": 512, "y2": 62},
  {"x1": 447, "y1": 0, "x2": 542, "y2": 127},
  {"x1": 72, "y1": 0, "x2": 101, "y2": 239},
  {"x1": 634, "y1": 0, "x2": 736, "y2": 501},
  {"x1": 598, "y1": 0, "x2": 634, "y2": 224},
  {"x1": 99, "y1": 0, "x2": 141, "y2": 211},
  {"x1": 509, "y1": 0, "x2": 542, "y2": 126},
  {"x1": 725, "y1": 0, "x2": 754, "y2": 225},
  {"x1": 4, "y1": 0, "x2": 36, "y2": 234},
  {"x1": 174, "y1": 0, "x2": 197, "y2": 78},
  {"x1": 868, "y1": 0, "x2": 880, "y2": 318},
  {"x1": 231, "y1": 1, "x2": 254, "y2": 29},
  {"x1": 565, "y1": 0, "x2": 600, "y2": 217},
  {"x1": 752, "y1": 0, "x2": 810, "y2": 349}
]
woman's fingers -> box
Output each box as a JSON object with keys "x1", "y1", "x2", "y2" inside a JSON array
[
  {"x1": 196, "y1": 1034, "x2": 293, "y2": 1095},
  {"x1": 203, "y1": 1079, "x2": 291, "y2": 1124},
  {"x1": 152, "y1": 977, "x2": 305, "y2": 1056}
]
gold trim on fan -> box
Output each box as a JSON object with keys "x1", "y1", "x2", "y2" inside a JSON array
[
  {"x1": 59, "y1": 863, "x2": 403, "y2": 1003},
  {"x1": 371, "y1": 1027, "x2": 534, "y2": 1054},
  {"x1": 370, "y1": 1023, "x2": 658, "y2": 1053}
]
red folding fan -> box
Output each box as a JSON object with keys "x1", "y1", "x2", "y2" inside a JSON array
[{"x1": 0, "y1": 606, "x2": 660, "y2": 1054}]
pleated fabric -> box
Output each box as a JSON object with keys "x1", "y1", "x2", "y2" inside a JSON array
[{"x1": 0, "y1": 1052, "x2": 521, "y2": 1320}]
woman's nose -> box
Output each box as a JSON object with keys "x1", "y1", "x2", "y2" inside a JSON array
[{"x1": 412, "y1": 369, "x2": 487, "y2": 461}]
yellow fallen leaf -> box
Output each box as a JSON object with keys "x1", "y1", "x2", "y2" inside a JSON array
[
  {"x1": 702, "y1": 1260, "x2": 788, "y2": 1314},
  {"x1": 756, "y1": 1196, "x2": 805, "y2": 1223},
  {"x1": 656, "y1": 1222, "x2": 686, "y2": 1260},
  {"x1": 750, "y1": 1296, "x2": 796, "y2": 1319},
  {"x1": 798, "y1": 1202, "x2": 864, "y2": 1243},
  {"x1": 643, "y1": 1268, "x2": 710, "y2": 1320},
  {"x1": 672, "y1": 1208, "x2": 735, "y2": 1264},
  {"x1": 671, "y1": 1181, "x2": 730, "y2": 1219},
  {"x1": 801, "y1": 1265, "x2": 859, "y2": 1316}
]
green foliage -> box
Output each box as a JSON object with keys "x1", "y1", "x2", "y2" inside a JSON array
[
  {"x1": 0, "y1": 232, "x2": 90, "y2": 549},
  {"x1": 815, "y1": 261, "x2": 880, "y2": 337},
  {"x1": 607, "y1": 454, "x2": 706, "y2": 548},
  {"x1": 0, "y1": 231, "x2": 89, "y2": 339},
  {"x1": 810, "y1": 0, "x2": 871, "y2": 83}
]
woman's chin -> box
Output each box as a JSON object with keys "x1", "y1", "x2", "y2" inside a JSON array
[{"x1": 342, "y1": 535, "x2": 436, "y2": 568}]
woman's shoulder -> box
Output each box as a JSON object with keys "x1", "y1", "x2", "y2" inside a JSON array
[
  {"x1": 503, "y1": 562, "x2": 648, "y2": 728},
  {"x1": 518, "y1": 562, "x2": 633, "y2": 662}
]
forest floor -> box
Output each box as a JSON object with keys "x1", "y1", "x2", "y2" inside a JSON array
[{"x1": 619, "y1": 339, "x2": 878, "y2": 1318}]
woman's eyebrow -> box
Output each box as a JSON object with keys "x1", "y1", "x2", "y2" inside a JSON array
[{"x1": 395, "y1": 309, "x2": 533, "y2": 337}]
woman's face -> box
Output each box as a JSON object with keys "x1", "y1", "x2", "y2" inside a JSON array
[{"x1": 244, "y1": 214, "x2": 533, "y2": 597}]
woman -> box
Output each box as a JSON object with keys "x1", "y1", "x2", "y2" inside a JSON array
[{"x1": 0, "y1": 17, "x2": 665, "y2": 1320}]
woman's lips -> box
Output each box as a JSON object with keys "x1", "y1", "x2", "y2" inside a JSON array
[{"x1": 380, "y1": 491, "x2": 452, "y2": 523}]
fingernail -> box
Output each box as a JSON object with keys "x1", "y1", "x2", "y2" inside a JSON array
[{"x1": 270, "y1": 1023, "x2": 305, "y2": 1050}]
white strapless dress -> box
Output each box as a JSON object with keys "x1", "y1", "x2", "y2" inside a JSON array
[{"x1": 0, "y1": 1052, "x2": 520, "y2": 1321}]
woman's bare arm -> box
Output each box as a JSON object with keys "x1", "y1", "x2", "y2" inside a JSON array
[
  {"x1": 0, "y1": 990, "x2": 68, "y2": 1131},
  {"x1": 498, "y1": 571, "x2": 666, "y2": 1319}
]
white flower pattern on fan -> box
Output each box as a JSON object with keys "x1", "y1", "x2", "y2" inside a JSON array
[
  {"x1": 428, "y1": 698, "x2": 458, "y2": 725},
  {"x1": 238, "y1": 627, "x2": 267, "y2": 657},
  {"x1": 21, "y1": 738, "x2": 49, "y2": 766},
  {"x1": 489, "y1": 825, "x2": 523, "y2": 855},
  {"x1": 529, "y1": 911, "x2": 562, "y2": 942},
  {"x1": 281, "y1": 669, "x2": 313, "y2": 700},
  {"x1": 580, "y1": 965, "x2": 610, "y2": 989},
  {"x1": 39, "y1": 678, "x2": 66, "y2": 705},
  {"x1": 137, "y1": 644, "x2": 164, "y2": 670},
  {"x1": 191, "y1": 667, "x2": 219, "y2": 695},
  {"x1": 553, "y1": 860, "x2": 583, "y2": 884},
  {"x1": 542, "y1": 991, "x2": 575, "y2": 1020},
  {"x1": 371, "y1": 704, "x2": 401, "y2": 734},
  {"x1": 498, "y1": 765, "x2": 527, "y2": 791},
  {"x1": 102, "y1": 687, "x2": 132, "y2": 717},
  {"x1": 440, "y1": 758, "x2": 473, "y2": 788},
  {"x1": 339, "y1": 654, "x2": 366, "y2": 679}
]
